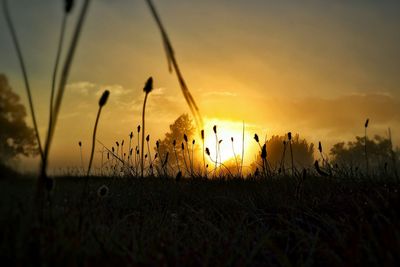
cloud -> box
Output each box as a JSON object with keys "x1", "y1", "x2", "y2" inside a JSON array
[
  {"x1": 202, "y1": 90, "x2": 238, "y2": 97},
  {"x1": 67, "y1": 82, "x2": 97, "y2": 95}
]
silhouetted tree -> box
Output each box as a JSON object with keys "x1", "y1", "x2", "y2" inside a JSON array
[
  {"x1": 330, "y1": 135, "x2": 399, "y2": 173},
  {"x1": 0, "y1": 74, "x2": 37, "y2": 163},
  {"x1": 250, "y1": 134, "x2": 314, "y2": 174},
  {"x1": 156, "y1": 114, "x2": 200, "y2": 176}
]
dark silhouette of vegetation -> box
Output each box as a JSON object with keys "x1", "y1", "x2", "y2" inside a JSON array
[
  {"x1": 156, "y1": 114, "x2": 199, "y2": 176},
  {"x1": 145, "y1": 0, "x2": 203, "y2": 129},
  {"x1": 330, "y1": 134, "x2": 399, "y2": 176},
  {"x1": 0, "y1": 74, "x2": 37, "y2": 164},
  {"x1": 250, "y1": 134, "x2": 314, "y2": 175}
]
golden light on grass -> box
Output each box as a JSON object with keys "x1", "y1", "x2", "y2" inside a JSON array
[{"x1": 203, "y1": 118, "x2": 255, "y2": 165}]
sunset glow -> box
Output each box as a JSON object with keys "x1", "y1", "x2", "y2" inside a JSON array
[
  {"x1": 202, "y1": 118, "x2": 255, "y2": 165},
  {"x1": 0, "y1": 0, "x2": 399, "y2": 172}
]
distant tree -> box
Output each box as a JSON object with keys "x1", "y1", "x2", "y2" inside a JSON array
[
  {"x1": 330, "y1": 135, "x2": 398, "y2": 173},
  {"x1": 0, "y1": 74, "x2": 37, "y2": 164},
  {"x1": 250, "y1": 134, "x2": 314, "y2": 174},
  {"x1": 156, "y1": 114, "x2": 200, "y2": 176}
]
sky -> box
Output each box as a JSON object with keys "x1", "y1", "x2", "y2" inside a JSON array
[{"x1": 1, "y1": 0, "x2": 400, "y2": 172}]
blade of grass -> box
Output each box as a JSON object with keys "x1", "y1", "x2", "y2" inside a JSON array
[
  {"x1": 145, "y1": 0, "x2": 203, "y2": 129},
  {"x1": 3, "y1": 0, "x2": 44, "y2": 160}
]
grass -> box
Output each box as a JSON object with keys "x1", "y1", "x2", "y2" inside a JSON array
[
  {"x1": 2, "y1": 1, "x2": 399, "y2": 265},
  {"x1": 0, "y1": 173, "x2": 399, "y2": 266}
]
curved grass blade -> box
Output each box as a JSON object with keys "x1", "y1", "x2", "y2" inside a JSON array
[
  {"x1": 3, "y1": 0, "x2": 44, "y2": 160},
  {"x1": 145, "y1": 0, "x2": 203, "y2": 129}
]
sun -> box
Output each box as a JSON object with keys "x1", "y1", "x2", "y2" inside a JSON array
[{"x1": 202, "y1": 118, "x2": 250, "y2": 164}]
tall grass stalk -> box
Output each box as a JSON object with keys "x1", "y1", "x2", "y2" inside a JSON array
[
  {"x1": 279, "y1": 140, "x2": 287, "y2": 175},
  {"x1": 141, "y1": 77, "x2": 153, "y2": 177},
  {"x1": 48, "y1": 2, "x2": 72, "y2": 171},
  {"x1": 3, "y1": 0, "x2": 44, "y2": 160},
  {"x1": 288, "y1": 132, "x2": 294, "y2": 176},
  {"x1": 87, "y1": 90, "x2": 109, "y2": 176},
  {"x1": 145, "y1": 0, "x2": 203, "y2": 129},
  {"x1": 146, "y1": 135, "x2": 153, "y2": 175},
  {"x1": 231, "y1": 137, "x2": 240, "y2": 176},
  {"x1": 191, "y1": 139, "x2": 195, "y2": 176},
  {"x1": 172, "y1": 140, "x2": 181, "y2": 174},
  {"x1": 388, "y1": 128, "x2": 398, "y2": 179},
  {"x1": 213, "y1": 125, "x2": 218, "y2": 177},
  {"x1": 201, "y1": 130, "x2": 206, "y2": 176},
  {"x1": 181, "y1": 142, "x2": 190, "y2": 175},
  {"x1": 42, "y1": 0, "x2": 91, "y2": 182},
  {"x1": 240, "y1": 121, "x2": 245, "y2": 178},
  {"x1": 183, "y1": 134, "x2": 192, "y2": 176},
  {"x1": 364, "y1": 119, "x2": 369, "y2": 175},
  {"x1": 79, "y1": 141, "x2": 84, "y2": 174}
]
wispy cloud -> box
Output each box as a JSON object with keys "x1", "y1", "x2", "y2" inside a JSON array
[{"x1": 202, "y1": 90, "x2": 238, "y2": 97}]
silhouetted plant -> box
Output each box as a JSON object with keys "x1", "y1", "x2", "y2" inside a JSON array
[
  {"x1": 78, "y1": 141, "x2": 84, "y2": 174},
  {"x1": 141, "y1": 77, "x2": 153, "y2": 177},
  {"x1": 145, "y1": 0, "x2": 203, "y2": 129},
  {"x1": 230, "y1": 137, "x2": 240, "y2": 176},
  {"x1": 201, "y1": 129, "x2": 206, "y2": 176},
  {"x1": 288, "y1": 132, "x2": 294, "y2": 176},
  {"x1": 87, "y1": 90, "x2": 109, "y2": 176},
  {"x1": 42, "y1": 0, "x2": 92, "y2": 182},
  {"x1": 3, "y1": 0, "x2": 44, "y2": 160},
  {"x1": 364, "y1": 118, "x2": 369, "y2": 174},
  {"x1": 47, "y1": 0, "x2": 76, "y2": 170}
]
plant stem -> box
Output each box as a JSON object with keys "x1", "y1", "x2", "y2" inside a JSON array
[
  {"x1": 3, "y1": 0, "x2": 44, "y2": 160},
  {"x1": 141, "y1": 93, "x2": 149, "y2": 177},
  {"x1": 87, "y1": 107, "x2": 103, "y2": 176}
]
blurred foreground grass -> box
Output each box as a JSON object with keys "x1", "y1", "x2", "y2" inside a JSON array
[{"x1": 0, "y1": 174, "x2": 399, "y2": 266}]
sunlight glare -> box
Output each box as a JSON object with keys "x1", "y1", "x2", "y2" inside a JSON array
[{"x1": 203, "y1": 118, "x2": 249, "y2": 165}]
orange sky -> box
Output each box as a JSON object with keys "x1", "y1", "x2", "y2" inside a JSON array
[{"x1": 1, "y1": 0, "x2": 400, "y2": 172}]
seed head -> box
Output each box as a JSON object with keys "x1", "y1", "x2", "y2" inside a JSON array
[
  {"x1": 137, "y1": 125, "x2": 141, "y2": 133},
  {"x1": 365, "y1": 118, "x2": 369, "y2": 128},
  {"x1": 192, "y1": 139, "x2": 195, "y2": 145},
  {"x1": 173, "y1": 140, "x2": 176, "y2": 146},
  {"x1": 65, "y1": 0, "x2": 74, "y2": 14},
  {"x1": 183, "y1": 134, "x2": 188, "y2": 142},
  {"x1": 181, "y1": 142, "x2": 184, "y2": 150},
  {"x1": 261, "y1": 144, "x2": 267, "y2": 159},
  {"x1": 98, "y1": 90, "x2": 110, "y2": 107},
  {"x1": 201, "y1": 130, "x2": 204, "y2": 140},
  {"x1": 97, "y1": 185, "x2": 109, "y2": 198},
  {"x1": 143, "y1": 77, "x2": 153, "y2": 94},
  {"x1": 205, "y1": 147, "x2": 210, "y2": 156},
  {"x1": 112, "y1": 147, "x2": 115, "y2": 153},
  {"x1": 146, "y1": 135, "x2": 150, "y2": 142},
  {"x1": 78, "y1": 141, "x2": 82, "y2": 147},
  {"x1": 254, "y1": 134, "x2": 259, "y2": 143},
  {"x1": 116, "y1": 141, "x2": 119, "y2": 147},
  {"x1": 231, "y1": 137, "x2": 234, "y2": 142},
  {"x1": 213, "y1": 125, "x2": 217, "y2": 134},
  {"x1": 288, "y1": 132, "x2": 292, "y2": 141},
  {"x1": 121, "y1": 140, "x2": 124, "y2": 146},
  {"x1": 156, "y1": 140, "x2": 160, "y2": 149},
  {"x1": 129, "y1": 132, "x2": 133, "y2": 139},
  {"x1": 318, "y1": 141, "x2": 322, "y2": 153}
]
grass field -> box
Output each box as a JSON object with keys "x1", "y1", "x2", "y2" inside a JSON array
[{"x1": 1, "y1": 173, "x2": 399, "y2": 266}]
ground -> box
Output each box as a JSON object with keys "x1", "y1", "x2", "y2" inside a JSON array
[{"x1": 0, "y1": 173, "x2": 399, "y2": 266}]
